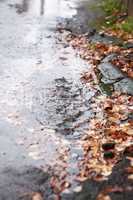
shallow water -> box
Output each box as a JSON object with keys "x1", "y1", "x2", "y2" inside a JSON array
[{"x1": 0, "y1": 0, "x2": 95, "y2": 199}]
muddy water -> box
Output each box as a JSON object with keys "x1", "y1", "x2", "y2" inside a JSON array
[{"x1": 0, "y1": 0, "x2": 95, "y2": 199}]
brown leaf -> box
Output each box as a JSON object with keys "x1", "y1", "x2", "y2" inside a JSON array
[
  {"x1": 97, "y1": 193, "x2": 111, "y2": 200},
  {"x1": 32, "y1": 193, "x2": 43, "y2": 200},
  {"x1": 104, "y1": 101, "x2": 113, "y2": 110},
  {"x1": 105, "y1": 186, "x2": 124, "y2": 193}
]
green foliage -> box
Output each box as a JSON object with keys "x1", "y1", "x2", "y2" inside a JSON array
[
  {"x1": 103, "y1": 16, "x2": 117, "y2": 27},
  {"x1": 93, "y1": 0, "x2": 133, "y2": 33},
  {"x1": 98, "y1": 0, "x2": 126, "y2": 28},
  {"x1": 100, "y1": 0, "x2": 122, "y2": 16},
  {"x1": 110, "y1": 16, "x2": 133, "y2": 33},
  {"x1": 99, "y1": 82, "x2": 113, "y2": 96},
  {"x1": 121, "y1": 17, "x2": 133, "y2": 33}
]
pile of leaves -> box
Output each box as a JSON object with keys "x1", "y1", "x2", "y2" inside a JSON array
[
  {"x1": 52, "y1": 17, "x2": 133, "y2": 197},
  {"x1": 67, "y1": 34, "x2": 120, "y2": 65},
  {"x1": 50, "y1": 148, "x2": 70, "y2": 200},
  {"x1": 67, "y1": 32, "x2": 133, "y2": 79},
  {"x1": 77, "y1": 92, "x2": 133, "y2": 182},
  {"x1": 65, "y1": 21, "x2": 133, "y2": 197}
]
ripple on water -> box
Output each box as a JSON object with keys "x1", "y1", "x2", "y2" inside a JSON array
[{"x1": 33, "y1": 77, "x2": 95, "y2": 137}]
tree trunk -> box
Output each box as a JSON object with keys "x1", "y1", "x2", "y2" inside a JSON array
[
  {"x1": 122, "y1": 0, "x2": 133, "y2": 16},
  {"x1": 127, "y1": 0, "x2": 133, "y2": 16}
]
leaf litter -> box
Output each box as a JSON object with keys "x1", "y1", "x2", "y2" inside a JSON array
[{"x1": 49, "y1": 29, "x2": 133, "y2": 199}]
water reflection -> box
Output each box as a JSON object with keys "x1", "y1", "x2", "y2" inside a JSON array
[
  {"x1": 10, "y1": 0, "x2": 74, "y2": 18},
  {"x1": 10, "y1": 0, "x2": 46, "y2": 15},
  {"x1": 40, "y1": 0, "x2": 45, "y2": 15},
  {"x1": 12, "y1": 0, "x2": 31, "y2": 14}
]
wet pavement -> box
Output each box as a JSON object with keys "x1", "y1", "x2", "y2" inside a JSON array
[{"x1": 0, "y1": 0, "x2": 96, "y2": 199}]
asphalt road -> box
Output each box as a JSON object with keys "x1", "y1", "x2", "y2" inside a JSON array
[{"x1": 0, "y1": 0, "x2": 93, "y2": 199}]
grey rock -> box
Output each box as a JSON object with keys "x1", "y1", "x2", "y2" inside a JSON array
[
  {"x1": 101, "y1": 76, "x2": 117, "y2": 84},
  {"x1": 124, "y1": 42, "x2": 133, "y2": 49},
  {"x1": 114, "y1": 78, "x2": 133, "y2": 95},
  {"x1": 98, "y1": 56, "x2": 124, "y2": 82}
]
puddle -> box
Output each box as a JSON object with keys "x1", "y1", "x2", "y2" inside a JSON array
[
  {"x1": 32, "y1": 76, "x2": 95, "y2": 137},
  {"x1": 0, "y1": 166, "x2": 51, "y2": 200},
  {"x1": 0, "y1": 0, "x2": 98, "y2": 199}
]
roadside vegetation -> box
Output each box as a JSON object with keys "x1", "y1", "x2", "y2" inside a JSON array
[{"x1": 94, "y1": 0, "x2": 133, "y2": 37}]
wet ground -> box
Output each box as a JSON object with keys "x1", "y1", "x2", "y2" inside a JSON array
[{"x1": 0, "y1": 0, "x2": 97, "y2": 199}]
